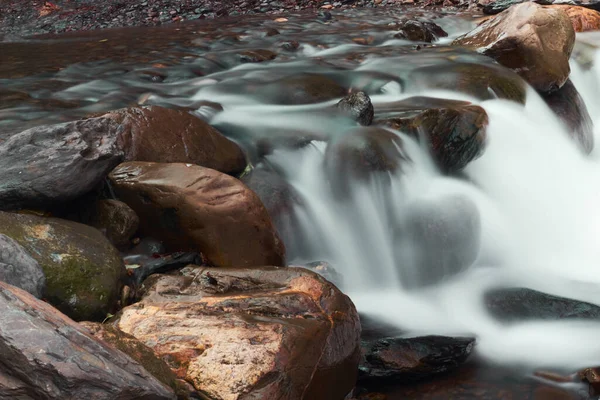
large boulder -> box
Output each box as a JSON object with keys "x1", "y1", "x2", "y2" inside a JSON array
[
  {"x1": 0, "y1": 211, "x2": 125, "y2": 321},
  {"x1": 109, "y1": 162, "x2": 285, "y2": 267},
  {"x1": 0, "y1": 281, "x2": 175, "y2": 400},
  {"x1": 454, "y1": 3, "x2": 575, "y2": 93},
  {"x1": 376, "y1": 97, "x2": 488, "y2": 173},
  {"x1": 548, "y1": 5, "x2": 600, "y2": 32},
  {"x1": 0, "y1": 118, "x2": 123, "y2": 210},
  {"x1": 102, "y1": 105, "x2": 247, "y2": 175},
  {"x1": 0, "y1": 234, "x2": 45, "y2": 298},
  {"x1": 114, "y1": 266, "x2": 361, "y2": 400},
  {"x1": 542, "y1": 79, "x2": 594, "y2": 153}
]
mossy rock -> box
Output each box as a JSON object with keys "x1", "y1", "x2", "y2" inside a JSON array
[{"x1": 0, "y1": 211, "x2": 125, "y2": 321}]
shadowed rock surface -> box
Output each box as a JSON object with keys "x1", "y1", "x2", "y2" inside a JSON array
[
  {"x1": 0, "y1": 281, "x2": 176, "y2": 400},
  {"x1": 0, "y1": 234, "x2": 46, "y2": 298}
]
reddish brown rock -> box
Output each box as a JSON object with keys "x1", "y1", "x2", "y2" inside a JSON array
[
  {"x1": 259, "y1": 73, "x2": 348, "y2": 105},
  {"x1": 453, "y1": 3, "x2": 575, "y2": 93},
  {"x1": 547, "y1": 5, "x2": 600, "y2": 32},
  {"x1": 0, "y1": 281, "x2": 175, "y2": 399},
  {"x1": 114, "y1": 266, "x2": 361, "y2": 400},
  {"x1": 102, "y1": 105, "x2": 247, "y2": 175},
  {"x1": 109, "y1": 162, "x2": 285, "y2": 267},
  {"x1": 376, "y1": 97, "x2": 488, "y2": 173}
]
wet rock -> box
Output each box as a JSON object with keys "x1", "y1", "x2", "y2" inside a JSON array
[
  {"x1": 0, "y1": 234, "x2": 45, "y2": 298},
  {"x1": 481, "y1": 0, "x2": 544, "y2": 14},
  {"x1": 359, "y1": 336, "x2": 475, "y2": 383},
  {"x1": 549, "y1": 5, "x2": 600, "y2": 31},
  {"x1": 0, "y1": 281, "x2": 175, "y2": 400},
  {"x1": 241, "y1": 165, "x2": 305, "y2": 260},
  {"x1": 114, "y1": 266, "x2": 361, "y2": 400},
  {"x1": 259, "y1": 73, "x2": 348, "y2": 104},
  {"x1": 0, "y1": 211, "x2": 125, "y2": 321},
  {"x1": 394, "y1": 19, "x2": 448, "y2": 42},
  {"x1": 296, "y1": 260, "x2": 344, "y2": 287},
  {"x1": 376, "y1": 97, "x2": 488, "y2": 173},
  {"x1": 484, "y1": 287, "x2": 600, "y2": 322},
  {"x1": 542, "y1": 79, "x2": 594, "y2": 154},
  {"x1": 394, "y1": 195, "x2": 481, "y2": 288},
  {"x1": 454, "y1": 3, "x2": 575, "y2": 93},
  {"x1": 336, "y1": 91, "x2": 375, "y2": 125},
  {"x1": 483, "y1": 0, "x2": 600, "y2": 15},
  {"x1": 80, "y1": 322, "x2": 185, "y2": 397},
  {"x1": 407, "y1": 62, "x2": 527, "y2": 104},
  {"x1": 324, "y1": 127, "x2": 408, "y2": 196},
  {"x1": 102, "y1": 105, "x2": 247, "y2": 175},
  {"x1": 77, "y1": 199, "x2": 140, "y2": 249},
  {"x1": 0, "y1": 117, "x2": 123, "y2": 210},
  {"x1": 129, "y1": 252, "x2": 203, "y2": 287},
  {"x1": 238, "y1": 49, "x2": 278, "y2": 63},
  {"x1": 109, "y1": 162, "x2": 285, "y2": 267}
]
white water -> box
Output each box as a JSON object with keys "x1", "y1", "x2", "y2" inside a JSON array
[{"x1": 258, "y1": 41, "x2": 600, "y2": 371}]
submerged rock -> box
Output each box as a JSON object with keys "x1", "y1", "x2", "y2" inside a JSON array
[
  {"x1": 454, "y1": 3, "x2": 575, "y2": 93},
  {"x1": 109, "y1": 162, "x2": 285, "y2": 267},
  {"x1": 336, "y1": 91, "x2": 375, "y2": 126},
  {"x1": 407, "y1": 62, "x2": 527, "y2": 104},
  {"x1": 0, "y1": 211, "x2": 125, "y2": 321},
  {"x1": 258, "y1": 73, "x2": 347, "y2": 105},
  {"x1": 484, "y1": 287, "x2": 600, "y2": 322},
  {"x1": 542, "y1": 79, "x2": 594, "y2": 154},
  {"x1": 0, "y1": 281, "x2": 175, "y2": 400},
  {"x1": 0, "y1": 118, "x2": 123, "y2": 210},
  {"x1": 376, "y1": 96, "x2": 488, "y2": 173},
  {"x1": 359, "y1": 336, "x2": 475, "y2": 383},
  {"x1": 102, "y1": 105, "x2": 247, "y2": 175},
  {"x1": 114, "y1": 266, "x2": 361, "y2": 400},
  {"x1": 0, "y1": 234, "x2": 45, "y2": 298},
  {"x1": 394, "y1": 195, "x2": 481, "y2": 288}
]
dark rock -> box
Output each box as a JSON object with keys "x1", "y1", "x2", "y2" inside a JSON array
[
  {"x1": 259, "y1": 73, "x2": 348, "y2": 105},
  {"x1": 484, "y1": 287, "x2": 600, "y2": 322},
  {"x1": 394, "y1": 195, "x2": 481, "y2": 288},
  {"x1": 129, "y1": 252, "x2": 203, "y2": 287},
  {"x1": 0, "y1": 118, "x2": 123, "y2": 210},
  {"x1": 324, "y1": 127, "x2": 408, "y2": 196},
  {"x1": 0, "y1": 234, "x2": 45, "y2": 298},
  {"x1": 394, "y1": 19, "x2": 448, "y2": 42},
  {"x1": 407, "y1": 63, "x2": 528, "y2": 104},
  {"x1": 238, "y1": 49, "x2": 278, "y2": 63},
  {"x1": 542, "y1": 79, "x2": 594, "y2": 154},
  {"x1": 241, "y1": 165, "x2": 305, "y2": 260},
  {"x1": 102, "y1": 105, "x2": 247, "y2": 175},
  {"x1": 376, "y1": 97, "x2": 488, "y2": 173},
  {"x1": 0, "y1": 281, "x2": 175, "y2": 400},
  {"x1": 296, "y1": 260, "x2": 343, "y2": 286},
  {"x1": 0, "y1": 211, "x2": 125, "y2": 321},
  {"x1": 109, "y1": 162, "x2": 285, "y2": 267},
  {"x1": 80, "y1": 322, "x2": 186, "y2": 398},
  {"x1": 454, "y1": 3, "x2": 575, "y2": 93},
  {"x1": 115, "y1": 266, "x2": 361, "y2": 400},
  {"x1": 359, "y1": 336, "x2": 475, "y2": 383},
  {"x1": 482, "y1": 0, "x2": 547, "y2": 14},
  {"x1": 336, "y1": 91, "x2": 375, "y2": 125},
  {"x1": 78, "y1": 199, "x2": 140, "y2": 249}
]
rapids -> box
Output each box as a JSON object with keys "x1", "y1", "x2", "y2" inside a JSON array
[{"x1": 3, "y1": 6, "x2": 600, "y2": 378}]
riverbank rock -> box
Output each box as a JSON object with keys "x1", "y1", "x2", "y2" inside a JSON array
[
  {"x1": 102, "y1": 105, "x2": 247, "y2": 175},
  {"x1": 359, "y1": 336, "x2": 475, "y2": 383},
  {"x1": 114, "y1": 266, "x2": 361, "y2": 400},
  {"x1": 484, "y1": 287, "x2": 600, "y2": 322},
  {"x1": 324, "y1": 127, "x2": 408, "y2": 196},
  {"x1": 407, "y1": 62, "x2": 527, "y2": 104},
  {"x1": 0, "y1": 117, "x2": 122, "y2": 210},
  {"x1": 483, "y1": 0, "x2": 600, "y2": 15},
  {"x1": 376, "y1": 97, "x2": 488, "y2": 173},
  {"x1": 454, "y1": 3, "x2": 575, "y2": 93},
  {"x1": 76, "y1": 199, "x2": 140, "y2": 249},
  {"x1": 109, "y1": 162, "x2": 285, "y2": 267},
  {"x1": 394, "y1": 19, "x2": 448, "y2": 42},
  {"x1": 0, "y1": 281, "x2": 175, "y2": 400},
  {"x1": 394, "y1": 195, "x2": 481, "y2": 288},
  {"x1": 0, "y1": 234, "x2": 45, "y2": 298},
  {"x1": 80, "y1": 322, "x2": 185, "y2": 397},
  {"x1": 0, "y1": 211, "x2": 125, "y2": 321},
  {"x1": 543, "y1": 79, "x2": 594, "y2": 154}
]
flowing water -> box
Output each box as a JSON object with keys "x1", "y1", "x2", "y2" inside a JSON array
[{"x1": 4, "y1": 7, "x2": 600, "y2": 386}]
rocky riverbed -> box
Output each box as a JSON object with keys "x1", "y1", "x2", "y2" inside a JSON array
[{"x1": 3, "y1": 1, "x2": 600, "y2": 399}]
